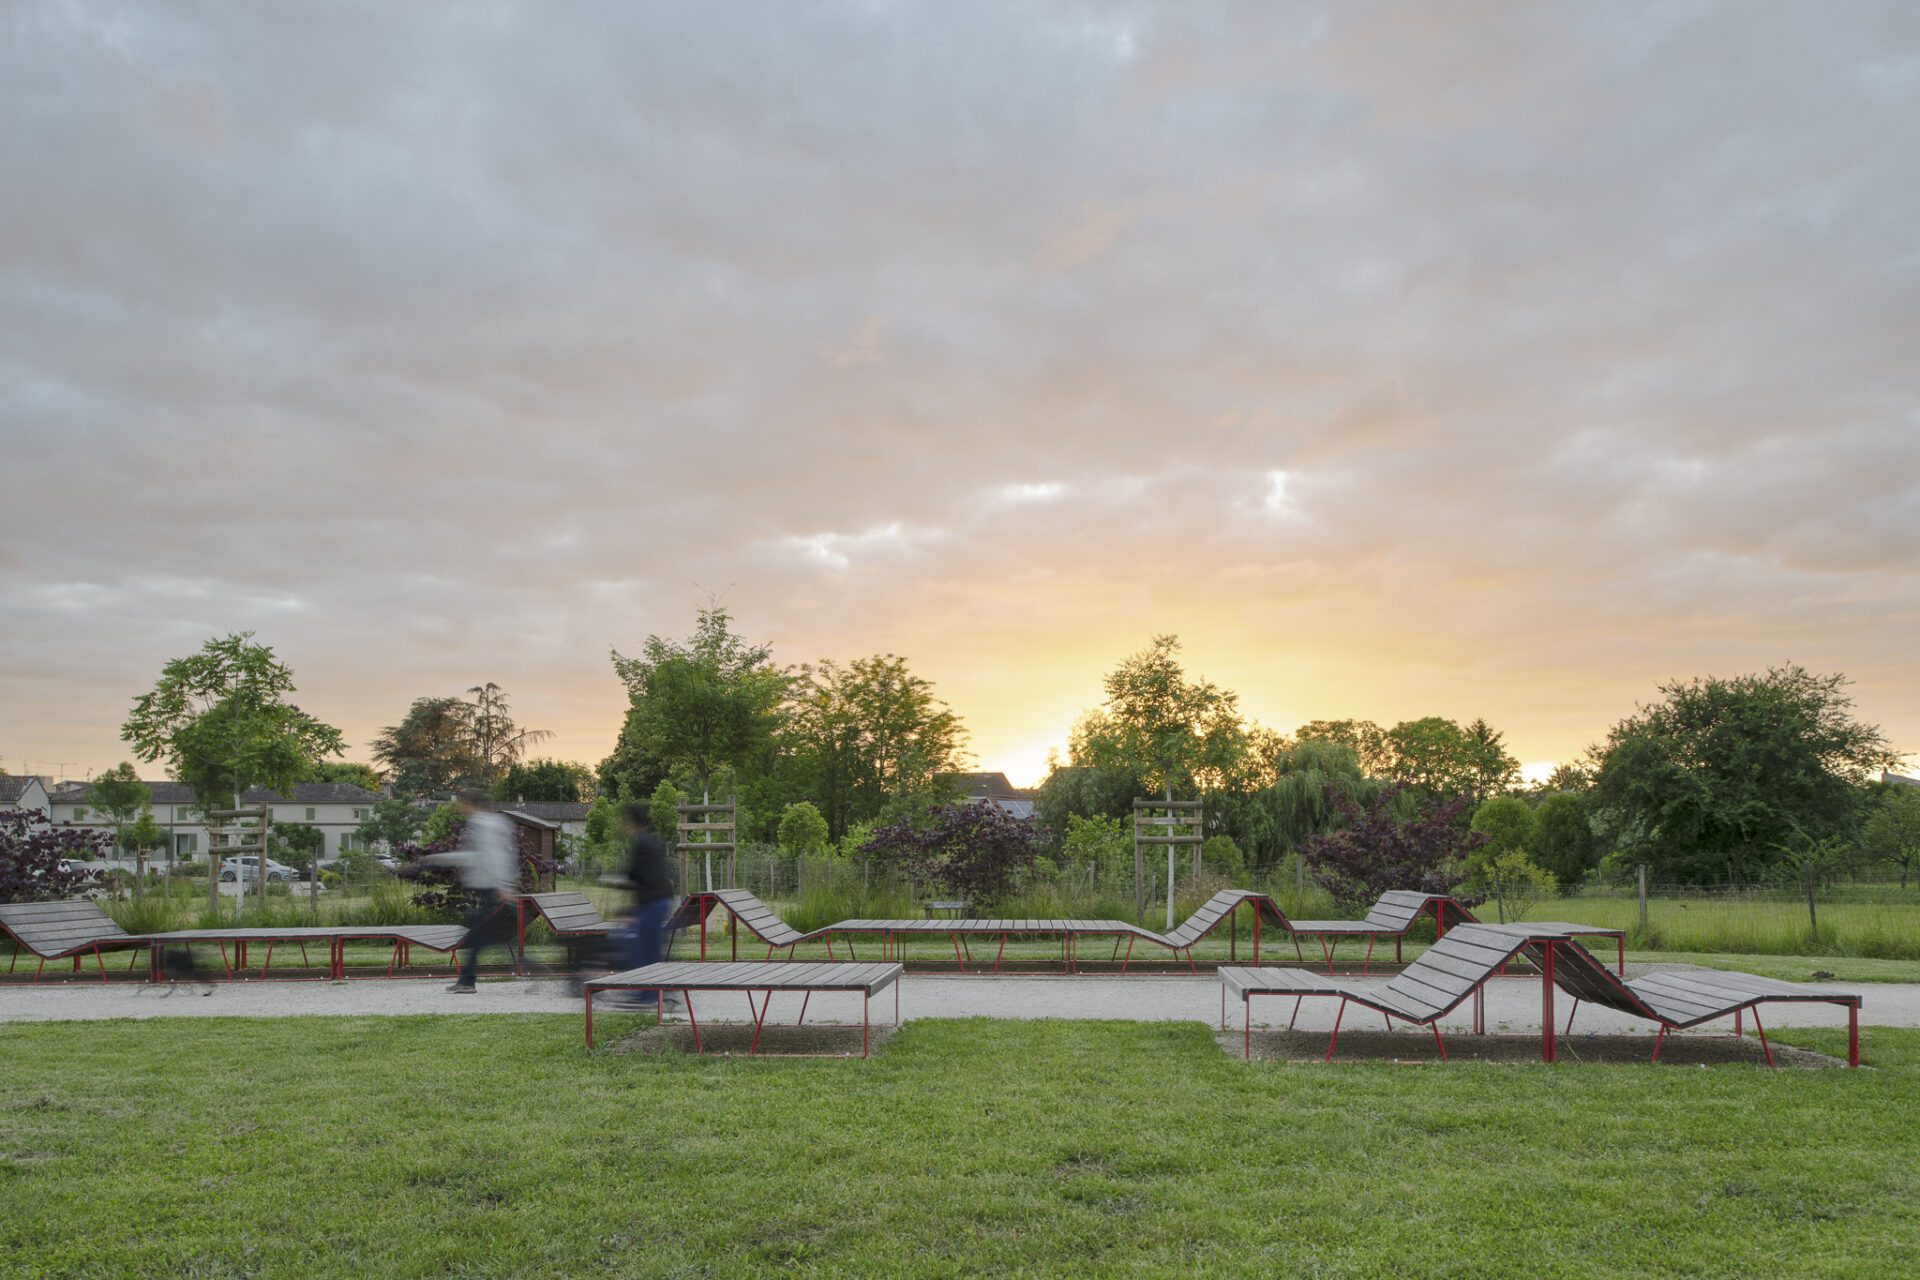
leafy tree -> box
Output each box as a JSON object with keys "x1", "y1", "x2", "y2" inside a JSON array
[
  {"x1": 1476, "y1": 852, "x2": 1556, "y2": 923},
  {"x1": 372, "y1": 696, "x2": 478, "y2": 796},
  {"x1": 1770, "y1": 824, "x2": 1869, "y2": 936},
  {"x1": 609, "y1": 608, "x2": 789, "y2": 794},
  {"x1": 127, "y1": 802, "x2": 165, "y2": 868},
  {"x1": 1294, "y1": 719, "x2": 1392, "y2": 776},
  {"x1": 1202, "y1": 834, "x2": 1246, "y2": 880},
  {"x1": 1070, "y1": 636, "x2": 1251, "y2": 796},
  {"x1": 121, "y1": 633, "x2": 345, "y2": 911},
  {"x1": 491, "y1": 758, "x2": 594, "y2": 804},
  {"x1": 1060, "y1": 813, "x2": 1132, "y2": 888},
  {"x1": 422, "y1": 802, "x2": 462, "y2": 845},
  {"x1": 463, "y1": 683, "x2": 552, "y2": 785},
  {"x1": 1468, "y1": 796, "x2": 1542, "y2": 922},
  {"x1": 88, "y1": 762, "x2": 148, "y2": 859},
  {"x1": 648, "y1": 779, "x2": 687, "y2": 846},
  {"x1": 1, "y1": 809, "x2": 105, "y2": 903},
  {"x1": 305, "y1": 761, "x2": 384, "y2": 791},
  {"x1": 1382, "y1": 717, "x2": 1518, "y2": 801},
  {"x1": 860, "y1": 801, "x2": 1041, "y2": 908},
  {"x1": 1301, "y1": 786, "x2": 1485, "y2": 912},
  {"x1": 584, "y1": 794, "x2": 617, "y2": 846},
  {"x1": 1589, "y1": 665, "x2": 1899, "y2": 883},
  {"x1": 784, "y1": 654, "x2": 967, "y2": 838},
  {"x1": 1533, "y1": 792, "x2": 1599, "y2": 887},
  {"x1": 1215, "y1": 739, "x2": 1385, "y2": 868},
  {"x1": 776, "y1": 801, "x2": 831, "y2": 858},
  {"x1": 1862, "y1": 786, "x2": 1920, "y2": 890},
  {"x1": 1034, "y1": 764, "x2": 1138, "y2": 839},
  {"x1": 355, "y1": 797, "x2": 426, "y2": 851}
]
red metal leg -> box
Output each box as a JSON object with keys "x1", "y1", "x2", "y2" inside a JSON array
[
  {"x1": 1395, "y1": 936, "x2": 1402, "y2": 965},
  {"x1": 683, "y1": 991, "x2": 702, "y2": 1054},
  {"x1": 584, "y1": 986, "x2": 594, "y2": 1047},
  {"x1": 260, "y1": 941, "x2": 275, "y2": 979},
  {"x1": 1617, "y1": 934, "x2": 1625, "y2": 977},
  {"x1": 1849, "y1": 1003, "x2": 1859, "y2": 1067},
  {"x1": 1244, "y1": 994, "x2": 1252, "y2": 1059},
  {"x1": 1564, "y1": 998, "x2": 1579, "y2": 1037},
  {"x1": 796, "y1": 990, "x2": 811, "y2": 1025},
  {"x1": 1318, "y1": 936, "x2": 1334, "y2": 974},
  {"x1": 1735, "y1": 1009, "x2": 1742, "y2": 1037},
  {"x1": 1541, "y1": 941, "x2": 1556, "y2": 1064},
  {"x1": 1429, "y1": 1021, "x2": 1447, "y2": 1060},
  {"x1": 1650, "y1": 1024, "x2": 1667, "y2": 1063},
  {"x1": 699, "y1": 905, "x2": 707, "y2": 961},
  {"x1": 1253, "y1": 906, "x2": 1260, "y2": 965},
  {"x1": 993, "y1": 933, "x2": 1007, "y2": 974},
  {"x1": 1121, "y1": 936, "x2": 1135, "y2": 973},
  {"x1": 1325, "y1": 998, "x2": 1347, "y2": 1062},
  {"x1": 1749, "y1": 1007, "x2": 1774, "y2": 1069},
  {"x1": 1230, "y1": 902, "x2": 1238, "y2": 964},
  {"x1": 894, "y1": 978, "x2": 900, "y2": 1027},
  {"x1": 93, "y1": 947, "x2": 107, "y2": 982},
  {"x1": 515, "y1": 898, "x2": 525, "y2": 976},
  {"x1": 1185, "y1": 947, "x2": 1196, "y2": 975},
  {"x1": 863, "y1": 991, "x2": 870, "y2": 1058},
  {"x1": 1362, "y1": 936, "x2": 1375, "y2": 975},
  {"x1": 949, "y1": 932, "x2": 966, "y2": 973},
  {"x1": 1289, "y1": 995, "x2": 1302, "y2": 1030},
  {"x1": 748, "y1": 990, "x2": 772, "y2": 1055}
]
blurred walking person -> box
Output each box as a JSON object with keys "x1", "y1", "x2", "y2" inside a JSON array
[
  {"x1": 610, "y1": 803, "x2": 675, "y2": 1010},
  {"x1": 423, "y1": 791, "x2": 518, "y2": 993}
]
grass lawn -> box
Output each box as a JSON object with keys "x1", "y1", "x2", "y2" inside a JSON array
[{"x1": 3, "y1": 1017, "x2": 1917, "y2": 1278}]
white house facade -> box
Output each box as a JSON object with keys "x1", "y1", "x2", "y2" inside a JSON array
[{"x1": 46, "y1": 780, "x2": 380, "y2": 862}]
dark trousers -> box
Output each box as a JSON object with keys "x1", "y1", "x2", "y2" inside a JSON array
[
  {"x1": 458, "y1": 889, "x2": 513, "y2": 985},
  {"x1": 620, "y1": 896, "x2": 673, "y2": 999}
]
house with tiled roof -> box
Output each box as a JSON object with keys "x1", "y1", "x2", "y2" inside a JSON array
[
  {"x1": 943, "y1": 771, "x2": 1037, "y2": 820},
  {"x1": 0, "y1": 775, "x2": 53, "y2": 816},
  {"x1": 50, "y1": 780, "x2": 382, "y2": 863}
]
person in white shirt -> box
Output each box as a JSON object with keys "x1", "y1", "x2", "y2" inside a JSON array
[{"x1": 422, "y1": 792, "x2": 519, "y2": 993}]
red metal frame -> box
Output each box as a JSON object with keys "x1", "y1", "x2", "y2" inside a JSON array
[{"x1": 583, "y1": 979, "x2": 899, "y2": 1057}]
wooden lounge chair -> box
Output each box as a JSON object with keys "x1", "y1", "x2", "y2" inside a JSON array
[
  {"x1": 673, "y1": 889, "x2": 836, "y2": 959},
  {"x1": 1222, "y1": 921, "x2": 1860, "y2": 1066},
  {"x1": 1284, "y1": 890, "x2": 1480, "y2": 972},
  {"x1": 0, "y1": 900, "x2": 146, "y2": 981}
]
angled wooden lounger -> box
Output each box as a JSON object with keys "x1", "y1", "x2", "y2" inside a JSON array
[
  {"x1": 1284, "y1": 890, "x2": 1481, "y2": 973},
  {"x1": 1222, "y1": 921, "x2": 1860, "y2": 1066},
  {"x1": 0, "y1": 900, "x2": 147, "y2": 981},
  {"x1": 686, "y1": 887, "x2": 1294, "y2": 973}
]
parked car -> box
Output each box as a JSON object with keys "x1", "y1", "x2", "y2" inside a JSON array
[{"x1": 218, "y1": 856, "x2": 297, "y2": 884}]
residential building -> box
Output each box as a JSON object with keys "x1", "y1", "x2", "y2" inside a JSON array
[
  {"x1": 495, "y1": 799, "x2": 591, "y2": 838},
  {"x1": 0, "y1": 775, "x2": 53, "y2": 817},
  {"x1": 945, "y1": 771, "x2": 1037, "y2": 820},
  {"x1": 47, "y1": 780, "x2": 381, "y2": 862}
]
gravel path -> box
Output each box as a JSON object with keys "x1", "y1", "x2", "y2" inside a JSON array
[{"x1": 1, "y1": 967, "x2": 1911, "y2": 1038}]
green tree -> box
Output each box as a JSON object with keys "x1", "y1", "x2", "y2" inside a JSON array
[
  {"x1": 88, "y1": 762, "x2": 148, "y2": 860},
  {"x1": 1384, "y1": 717, "x2": 1519, "y2": 801},
  {"x1": 1216, "y1": 739, "x2": 1386, "y2": 868},
  {"x1": 121, "y1": 632, "x2": 345, "y2": 912},
  {"x1": 355, "y1": 797, "x2": 426, "y2": 851},
  {"x1": 647, "y1": 779, "x2": 686, "y2": 846},
  {"x1": 784, "y1": 654, "x2": 967, "y2": 837},
  {"x1": 270, "y1": 822, "x2": 323, "y2": 872},
  {"x1": 1590, "y1": 665, "x2": 1899, "y2": 883},
  {"x1": 464, "y1": 683, "x2": 553, "y2": 785},
  {"x1": 609, "y1": 609, "x2": 789, "y2": 794},
  {"x1": 1034, "y1": 764, "x2": 1138, "y2": 838},
  {"x1": 1533, "y1": 792, "x2": 1599, "y2": 887},
  {"x1": 776, "y1": 801, "x2": 831, "y2": 858},
  {"x1": 1861, "y1": 786, "x2": 1920, "y2": 890},
  {"x1": 491, "y1": 758, "x2": 594, "y2": 804},
  {"x1": 422, "y1": 802, "x2": 462, "y2": 844},
  {"x1": 1202, "y1": 834, "x2": 1246, "y2": 880},
  {"x1": 127, "y1": 801, "x2": 165, "y2": 897},
  {"x1": 371, "y1": 696, "x2": 479, "y2": 796},
  {"x1": 1467, "y1": 795, "x2": 1539, "y2": 922},
  {"x1": 1070, "y1": 636, "x2": 1251, "y2": 796},
  {"x1": 584, "y1": 794, "x2": 617, "y2": 846},
  {"x1": 304, "y1": 761, "x2": 384, "y2": 791},
  {"x1": 1059, "y1": 813, "x2": 1132, "y2": 889},
  {"x1": 1294, "y1": 720, "x2": 1392, "y2": 776}
]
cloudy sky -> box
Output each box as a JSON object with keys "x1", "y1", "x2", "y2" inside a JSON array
[{"x1": 4, "y1": 2, "x2": 1917, "y2": 787}]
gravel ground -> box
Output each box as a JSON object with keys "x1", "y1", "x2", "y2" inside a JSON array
[{"x1": 1, "y1": 966, "x2": 1907, "y2": 1039}]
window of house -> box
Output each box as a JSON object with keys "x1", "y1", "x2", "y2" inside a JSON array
[
  {"x1": 73, "y1": 807, "x2": 88, "y2": 821},
  {"x1": 305, "y1": 807, "x2": 316, "y2": 821},
  {"x1": 176, "y1": 833, "x2": 199, "y2": 856},
  {"x1": 339, "y1": 833, "x2": 359, "y2": 853},
  {"x1": 353, "y1": 808, "x2": 369, "y2": 820}
]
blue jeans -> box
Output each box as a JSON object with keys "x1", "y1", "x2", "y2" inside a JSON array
[
  {"x1": 620, "y1": 897, "x2": 672, "y2": 1002},
  {"x1": 458, "y1": 890, "x2": 512, "y2": 986}
]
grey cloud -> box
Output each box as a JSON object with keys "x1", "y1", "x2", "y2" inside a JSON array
[{"x1": 3, "y1": 1, "x2": 1917, "y2": 777}]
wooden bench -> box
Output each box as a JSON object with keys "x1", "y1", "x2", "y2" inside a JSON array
[
  {"x1": 142, "y1": 924, "x2": 470, "y2": 980},
  {"x1": 1222, "y1": 921, "x2": 1857, "y2": 1066},
  {"x1": 583, "y1": 960, "x2": 902, "y2": 1056},
  {"x1": 0, "y1": 901, "x2": 144, "y2": 981}
]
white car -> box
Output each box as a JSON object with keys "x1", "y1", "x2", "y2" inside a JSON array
[{"x1": 219, "y1": 856, "x2": 297, "y2": 883}]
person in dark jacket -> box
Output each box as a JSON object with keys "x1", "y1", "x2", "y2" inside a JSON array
[{"x1": 613, "y1": 804, "x2": 675, "y2": 1009}]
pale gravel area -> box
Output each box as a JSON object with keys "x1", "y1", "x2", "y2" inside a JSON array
[{"x1": 0, "y1": 968, "x2": 1911, "y2": 1039}]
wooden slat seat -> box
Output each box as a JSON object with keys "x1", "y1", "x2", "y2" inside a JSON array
[
  {"x1": 523, "y1": 892, "x2": 612, "y2": 937},
  {"x1": 1223, "y1": 921, "x2": 1863, "y2": 1066},
  {"x1": 582, "y1": 960, "x2": 903, "y2": 1055}
]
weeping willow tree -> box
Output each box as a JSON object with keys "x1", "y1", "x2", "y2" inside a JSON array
[{"x1": 1211, "y1": 739, "x2": 1404, "y2": 868}]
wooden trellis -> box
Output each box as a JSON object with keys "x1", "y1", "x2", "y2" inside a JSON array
[
  {"x1": 678, "y1": 797, "x2": 736, "y2": 892},
  {"x1": 1133, "y1": 796, "x2": 1204, "y2": 929}
]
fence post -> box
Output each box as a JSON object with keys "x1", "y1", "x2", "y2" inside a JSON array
[
  {"x1": 1295, "y1": 856, "x2": 1306, "y2": 908},
  {"x1": 1637, "y1": 864, "x2": 1648, "y2": 932}
]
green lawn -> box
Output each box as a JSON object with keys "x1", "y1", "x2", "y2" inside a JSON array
[{"x1": 3, "y1": 1016, "x2": 1916, "y2": 1278}]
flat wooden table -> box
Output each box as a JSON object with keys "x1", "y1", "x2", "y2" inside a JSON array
[{"x1": 584, "y1": 960, "x2": 903, "y2": 1055}]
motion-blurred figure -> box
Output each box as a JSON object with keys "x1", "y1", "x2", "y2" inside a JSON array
[{"x1": 422, "y1": 791, "x2": 518, "y2": 994}]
